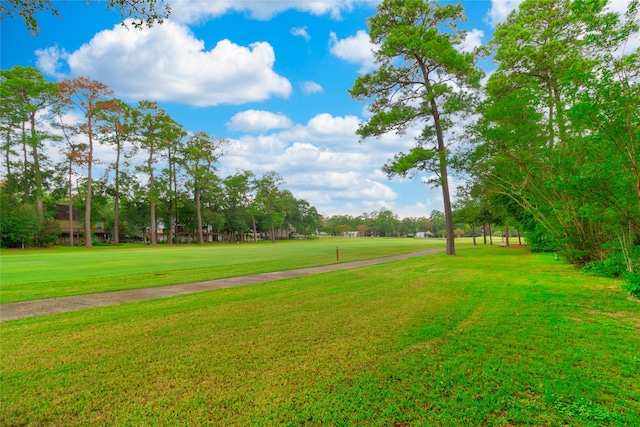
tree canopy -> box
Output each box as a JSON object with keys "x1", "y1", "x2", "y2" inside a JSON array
[
  {"x1": 468, "y1": 0, "x2": 639, "y2": 282},
  {"x1": 1, "y1": 0, "x2": 170, "y2": 34}
]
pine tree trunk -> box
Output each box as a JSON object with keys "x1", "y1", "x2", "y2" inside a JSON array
[
  {"x1": 68, "y1": 158, "x2": 74, "y2": 247},
  {"x1": 85, "y1": 123, "x2": 93, "y2": 249},
  {"x1": 252, "y1": 219, "x2": 258, "y2": 243},
  {"x1": 196, "y1": 187, "x2": 204, "y2": 245}
]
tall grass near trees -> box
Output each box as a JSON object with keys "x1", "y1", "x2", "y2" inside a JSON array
[{"x1": 2, "y1": 246, "x2": 639, "y2": 426}]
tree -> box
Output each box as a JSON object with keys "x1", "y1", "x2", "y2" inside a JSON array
[
  {"x1": 222, "y1": 171, "x2": 253, "y2": 242},
  {"x1": 181, "y1": 131, "x2": 227, "y2": 245},
  {"x1": 453, "y1": 185, "x2": 481, "y2": 245},
  {"x1": 0, "y1": 66, "x2": 58, "y2": 214},
  {"x1": 566, "y1": 1, "x2": 640, "y2": 271},
  {"x1": 0, "y1": 184, "x2": 59, "y2": 248},
  {"x1": 294, "y1": 199, "x2": 320, "y2": 235},
  {"x1": 1, "y1": 0, "x2": 170, "y2": 35},
  {"x1": 133, "y1": 100, "x2": 182, "y2": 246},
  {"x1": 120, "y1": 179, "x2": 150, "y2": 243},
  {"x1": 349, "y1": 0, "x2": 482, "y2": 256},
  {"x1": 373, "y1": 208, "x2": 398, "y2": 236},
  {"x1": 428, "y1": 210, "x2": 445, "y2": 236},
  {"x1": 157, "y1": 118, "x2": 185, "y2": 245},
  {"x1": 472, "y1": 0, "x2": 639, "y2": 268},
  {"x1": 254, "y1": 171, "x2": 286, "y2": 242},
  {"x1": 96, "y1": 98, "x2": 138, "y2": 245},
  {"x1": 57, "y1": 77, "x2": 112, "y2": 248},
  {"x1": 53, "y1": 106, "x2": 86, "y2": 246}
]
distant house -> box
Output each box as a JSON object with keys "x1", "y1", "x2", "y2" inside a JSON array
[
  {"x1": 53, "y1": 204, "x2": 110, "y2": 245},
  {"x1": 343, "y1": 231, "x2": 360, "y2": 237},
  {"x1": 415, "y1": 231, "x2": 433, "y2": 238}
]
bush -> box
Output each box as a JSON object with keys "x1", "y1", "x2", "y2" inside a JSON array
[
  {"x1": 581, "y1": 253, "x2": 626, "y2": 278},
  {"x1": 524, "y1": 223, "x2": 558, "y2": 253},
  {"x1": 0, "y1": 190, "x2": 59, "y2": 248},
  {"x1": 582, "y1": 245, "x2": 640, "y2": 298},
  {"x1": 622, "y1": 272, "x2": 640, "y2": 298}
]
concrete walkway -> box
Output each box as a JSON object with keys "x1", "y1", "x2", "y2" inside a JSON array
[{"x1": 0, "y1": 248, "x2": 445, "y2": 322}]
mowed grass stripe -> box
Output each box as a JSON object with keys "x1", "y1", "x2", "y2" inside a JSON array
[
  {"x1": 0, "y1": 238, "x2": 447, "y2": 303},
  {"x1": 1, "y1": 247, "x2": 638, "y2": 426}
]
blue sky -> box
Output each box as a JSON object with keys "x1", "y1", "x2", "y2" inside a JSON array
[{"x1": 2, "y1": 0, "x2": 632, "y2": 218}]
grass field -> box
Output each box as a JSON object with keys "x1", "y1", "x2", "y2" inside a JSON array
[
  {"x1": 0, "y1": 237, "x2": 447, "y2": 303},
  {"x1": 1, "y1": 244, "x2": 639, "y2": 426}
]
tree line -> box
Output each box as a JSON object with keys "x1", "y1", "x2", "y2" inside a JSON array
[
  {"x1": 351, "y1": 0, "x2": 638, "y2": 296},
  {"x1": 322, "y1": 204, "x2": 521, "y2": 243},
  {"x1": 469, "y1": 0, "x2": 639, "y2": 296},
  {"x1": 0, "y1": 67, "x2": 321, "y2": 248}
]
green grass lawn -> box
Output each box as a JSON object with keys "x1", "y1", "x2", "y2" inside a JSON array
[
  {"x1": 1, "y1": 246, "x2": 638, "y2": 426},
  {"x1": 0, "y1": 237, "x2": 447, "y2": 303}
]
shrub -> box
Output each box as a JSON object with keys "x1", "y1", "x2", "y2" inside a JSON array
[
  {"x1": 622, "y1": 272, "x2": 640, "y2": 298},
  {"x1": 524, "y1": 223, "x2": 558, "y2": 253},
  {"x1": 581, "y1": 253, "x2": 626, "y2": 278}
]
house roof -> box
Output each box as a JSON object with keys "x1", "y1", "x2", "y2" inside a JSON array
[{"x1": 54, "y1": 204, "x2": 81, "y2": 221}]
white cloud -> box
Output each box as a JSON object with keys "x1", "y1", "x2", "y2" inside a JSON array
[
  {"x1": 214, "y1": 111, "x2": 410, "y2": 215},
  {"x1": 275, "y1": 113, "x2": 369, "y2": 151},
  {"x1": 283, "y1": 172, "x2": 398, "y2": 214},
  {"x1": 361, "y1": 179, "x2": 397, "y2": 200},
  {"x1": 306, "y1": 113, "x2": 360, "y2": 137},
  {"x1": 394, "y1": 201, "x2": 432, "y2": 219},
  {"x1": 39, "y1": 20, "x2": 291, "y2": 107},
  {"x1": 278, "y1": 143, "x2": 369, "y2": 172},
  {"x1": 224, "y1": 134, "x2": 288, "y2": 160},
  {"x1": 34, "y1": 45, "x2": 69, "y2": 79},
  {"x1": 329, "y1": 30, "x2": 377, "y2": 73},
  {"x1": 301, "y1": 81, "x2": 324, "y2": 94},
  {"x1": 456, "y1": 28, "x2": 484, "y2": 53},
  {"x1": 168, "y1": 0, "x2": 358, "y2": 23},
  {"x1": 227, "y1": 110, "x2": 293, "y2": 132},
  {"x1": 485, "y1": 0, "x2": 525, "y2": 28},
  {"x1": 291, "y1": 26, "x2": 311, "y2": 41}
]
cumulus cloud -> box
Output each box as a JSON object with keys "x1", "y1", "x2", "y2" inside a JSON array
[
  {"x1": 485, "y1": 0, "x2": 525, "y2": 27},
  {"x1": 329, "y1": 30, "x2": 377, "y2": 73},
  {"x1": 361, "y1": 179, "x2": 397, "y2": 200},
  {"x1": 37, "y1": 20, "x2": 291, "y2": 106},
  {"x1": 275, "y1": 113, "x2": 364, "y2": 148},
  {"x1": 456, "y1": 28, "x2": 484, "y2": 53},
  {"x1": 291, "y1": 26, "x2": 311, "y2": 40},
  {"x1": 168, "y1": 0, "x2": 358, "y2": 23},
  {"x1": 301, "y1": 81, "x2": 324, "y2": 94},
  {"x1": 227, "y1": 110, "x2": 293, "y2": 132},
  {"x1": 214, "y1": 111, "x2": 411, "y2": 215},
  {"x1": 306, "y1": 113, "x2": 360, "y2": 137},
  {"x1": 34, "y1": 45, "x2": 69, "y2": 79}
]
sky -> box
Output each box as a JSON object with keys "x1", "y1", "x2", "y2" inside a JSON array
[{"x1": 1, "y1": 0, "x2": 635, "y2": 219}]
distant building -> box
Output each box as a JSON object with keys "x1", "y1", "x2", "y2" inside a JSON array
[
  {"x1": 415, "y1": 231, "x2": 433, "y2": 238},
  {"x1": 53, "y1": 204, "x2": 110, "y2": 245}
]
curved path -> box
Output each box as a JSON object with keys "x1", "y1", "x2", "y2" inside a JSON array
[{"x1": 1, "y1": 248, "x2": 445, "y2": 322}]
